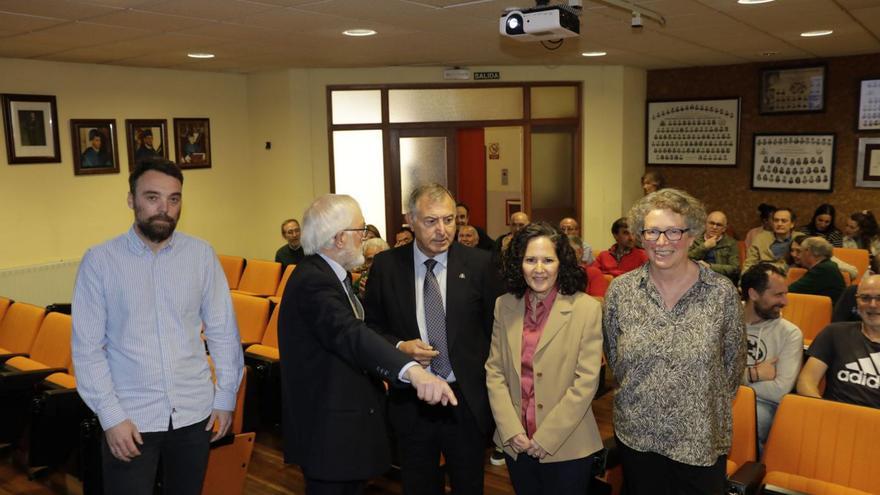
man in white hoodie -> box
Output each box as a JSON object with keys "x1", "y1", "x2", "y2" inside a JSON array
[{"x1": 740, "y1": 262, "x2": 804, "y2": 450}]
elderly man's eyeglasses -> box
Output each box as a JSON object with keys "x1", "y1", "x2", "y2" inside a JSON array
[
  {"x1": 641, "y1": 228, "x2": 690, "y2": 242},
  {"x1": 342, "y1": 227, "x2": 370, "y2": 236},
  {"x1": 856, "y1": 294, "x2": 880, "y2": 304}
]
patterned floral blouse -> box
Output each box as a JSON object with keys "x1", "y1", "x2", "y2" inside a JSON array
[{"x1": 603, "y1": 263, "x2": 746, "y2": 466}]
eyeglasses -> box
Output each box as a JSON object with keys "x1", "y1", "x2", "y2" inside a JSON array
[
  {"x1": 856, "y1": 294, "x2": 880, "y2": 304},
  {"x1": 342, "y1": 227, "x2": 370, "y2": 237},
  {"x1": 641, "y1": 228, "x2": 690, "y2": 242}
]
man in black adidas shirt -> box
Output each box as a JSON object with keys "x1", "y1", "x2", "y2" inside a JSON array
[{"x1": 798, "y1": 274, "x2": 880, "y2": 408}]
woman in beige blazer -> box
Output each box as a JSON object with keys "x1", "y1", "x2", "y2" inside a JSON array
[{"x1": 486, "y1": 222, "x2": 604, "y2": 494}]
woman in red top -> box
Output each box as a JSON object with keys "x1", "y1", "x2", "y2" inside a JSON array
[{"x1": 486, "y1": 222, "x2": 605, "y2": 494}]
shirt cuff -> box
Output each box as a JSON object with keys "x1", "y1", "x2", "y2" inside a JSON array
[
  {"x1": 398, "y1": 361, "x2": 420, "y2": 383},
  {"x1": 213, "y1": 390, "x2": 237, "y2": 412},
  {"x1": 98, "y1": 405, "x2": 129, "y2": 432}
]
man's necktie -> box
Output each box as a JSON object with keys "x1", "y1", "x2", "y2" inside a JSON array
[
  {"x1": 423, "y1": 259, "x2": 452, "y2": 378},
  {"x1": 343, "y1": 274, "x2": 364, "y2": 320}
]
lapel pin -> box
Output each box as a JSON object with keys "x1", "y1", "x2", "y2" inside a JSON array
[{"x1": 459, "y1": 273, "x2": 466, "y2": 279}]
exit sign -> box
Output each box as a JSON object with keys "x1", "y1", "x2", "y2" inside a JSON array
[{"x1": 474, "y1": 71, "x2": 500, "y2": 80}]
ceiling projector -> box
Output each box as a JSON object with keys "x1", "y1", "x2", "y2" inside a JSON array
[{"x1": 499, "y1": 4, "x2": 580, "y2": 41}]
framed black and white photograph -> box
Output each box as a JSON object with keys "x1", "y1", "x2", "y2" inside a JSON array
[
  {"x1": 759, "y1": 65, "x2": 825, "y2": 114},
  {"x1": 857, "y1": 78, "x2": 880, "y2": 131},
  {"x1": 125, "y1": 119, "x2": 168, "y2": 169},
  {"x1": 856, "y1": 137, "x2": 880, "y2": 188},
  {"x1": 70, "y1": 119, "x2": 120, "y2": 176},
  {"x1": 173, "y1": 117, "x2": 211, "y2": 169},
  {"x1": 752, "y1": 133, "x2": 835, "y2": 191},
  {"x1": 646, "y1": 97, "x2": 739, "y2": 166},
  {"x1": 1, "y1": 93, "x2": 61, "y2": 164}
]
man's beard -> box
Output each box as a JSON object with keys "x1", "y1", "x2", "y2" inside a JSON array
[
  {"x1": 754, "y1": 301, "x2": 782, "y2": 320},
  {"x1": 338, "y1": 240, "x2": 365, "y2": 271},
  {"x1": 137, "y1": 213, "x2": 178, "y2": 243}
]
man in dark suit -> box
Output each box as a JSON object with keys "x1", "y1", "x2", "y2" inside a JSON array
[
  {"x1": 364, "y1": 184, "x2": 499, "y2": 495},
  {"x1": 278, "y1": 193, "x2": 457, "y2": 495}
]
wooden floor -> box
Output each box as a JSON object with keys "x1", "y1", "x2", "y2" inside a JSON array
[{"x1": 0, "y1": 377, "x2": 616, "y2": 495}]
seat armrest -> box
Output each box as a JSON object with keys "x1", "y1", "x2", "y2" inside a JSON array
[
  {"x1": 0, "y1": 353, "x2": 28, "y2": 365},
  {"x1": 761, "y1": 484, "x2": 810, "y2": 495},
  {"x1": 209, "y1": 433, "x2": 236, "y2": 449},
  {"x1": 727, "y1": 461, "x2": 765, "y2": 495},
  {"x1": 0, "y1": 367, "x2": 68, "y2": 390}
]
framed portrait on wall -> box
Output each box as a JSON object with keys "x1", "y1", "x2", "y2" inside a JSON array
[
  {"x1": 1, "y1": 94, "x2": 61, "y2": 164},
  {"x1": 759, "y1": 65, "x2": 825, "y2": 114},
  {"x1": 751, "y1": 133, "x2": 835, "y2": 191},
  {"x1": 125, "y1": 119, "x2": 168, "y2": 169},
  {"x1": 856, "y1": 137, "x2": 880, "y2": 188},
  {"x1": 173, "y1": 117, "x2": 211, "y2": 169},
  {"x1": 857, "y1": 78, "x2": 880, "y2": 131},
  {"x1": 70, "y1": 119, "x2": 120, "y2": 176},
  {"x1": 645, "y1": 97, "x2": 739, "y2": 166}
]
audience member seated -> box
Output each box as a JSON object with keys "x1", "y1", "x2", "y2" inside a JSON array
[
  {"x1": 797, "y1": 273, "x2": 880, "y2": 409},
  {"x1": 744, "y1": 203, "x2": 776, "y2": 250},
  {"x1": 365, "y1": 224, "x2": 381, "y2": 240},
  {"x1": 688, "y1": 210, "x2": 740, "y2": 284},
  {"x1": 568, "y1": 235, "x2": 608, "y2": 297},
  {"x1": 789, "y1": 234, "x2": 858, "y2": 280},
  {"x1": 393, "y1": 227, "x2": 414, "y2": 247},
  {"x1": 352, "y1": 238, "x2": 389, "y2": 300},
  {"x1": 455, "y1": 202, "x2": 494, "y2": 250},
  {"x1": 275, "y1": 218, "x2": 304, "y2": 269},
  {"x1": 798, "y1": 203, "x2": 843, "y2": 247},
  {"x1": 640, "y1": 170, "x2": 665, "y2": 195},
  {"x1": 593, "y1": 217, "x2": 647, "y2": 277},
  {"x1": 457, "y1": 225, "x2": 479, "y2": 248},
  {"x1": 559, "y1": 217, "x2": 594, "y2": 264},
  {"x1": 492, "y1": 212, "x2": 530, "y2": 272},
  {"x1": 740, "y1": 263, "x2": 803, "y2": 450},
  {"x1": 843, "y1": 210, "x2": 880, "y2": 256},
  {"x1": 788, "y1": 237, "x2": 846, "y2": 304},
  {"x1": 743, "y1": 207, "x2": 795, "y2": 272}
]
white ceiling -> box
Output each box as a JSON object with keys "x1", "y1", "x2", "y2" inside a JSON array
[{"x1": 0, "y1": 0, "x2": 878, "y2": 73}]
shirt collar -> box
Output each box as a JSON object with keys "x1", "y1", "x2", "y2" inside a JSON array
[
  {"x1": 413, "y1": 243, "x2": 449, "y2": 270},
  {"x1": 125, "y1": 225, "x2": 177, "y2": 255},
  {"x1": 635, "y1": 260, "x2": 720, "y2": 290},
  {"x1": 318, "y1": 253, "x2": 349, "y2": 283}
]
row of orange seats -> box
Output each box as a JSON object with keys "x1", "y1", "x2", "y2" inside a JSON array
[{"x1": 217, "y1": 255, "x2": 294, "y2": 302}]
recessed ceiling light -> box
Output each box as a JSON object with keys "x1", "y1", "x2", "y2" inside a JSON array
[
  {"x1": 801, "y1": 29, "x2": 833, "y2": 37},
  {"x1": 187, "y1": 52, "x2": 215, "y2": 59},
  {"x1": 737, "y1": 0, "x2": 775, "y2": 4},
  {"x1": 582, "y1": 51, "x2": 607, "y2": 57},
  {"x1": 343, "y1": 29, "x2": 377, "y2": 37}
]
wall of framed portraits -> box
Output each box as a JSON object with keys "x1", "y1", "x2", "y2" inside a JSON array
[
  {"x1": 646, "y1": 52, "x2": 880, "y2": 237},
  {"x1": 0, "y1": 57, "x2": 253, "y2": 270}
]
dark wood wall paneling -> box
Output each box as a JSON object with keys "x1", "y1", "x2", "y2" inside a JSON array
[{"x1": 646, "y1": 53, "x2": 880, "y2": 239}]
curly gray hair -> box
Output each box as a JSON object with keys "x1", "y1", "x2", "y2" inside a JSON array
[{"x1": 627, "y1": 188, "x2": 707, "y2": 242}]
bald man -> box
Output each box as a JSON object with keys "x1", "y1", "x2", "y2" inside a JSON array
[
  {"x1": 688, "y1": 210, "x2": 740, "y2": 283},
  {"x1": 559, "y1": 217, "x2": 594, "y2": 264},
  {"x1": 457, "y1": 225, "x2": 479, "y2": 248},
  {"x1": 797, "y1": 274, "x2": 880, "y2": 408},
  {"x1": 491, "y1": 211, "x2": 529, "y2": 275}
]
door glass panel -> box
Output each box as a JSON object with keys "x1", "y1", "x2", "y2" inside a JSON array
[
  {"x1": 400, "y1": 136, "x2": 447, "y2": 211},
  {"x1": 530, "y1": 131, "x2": 575, "y2": 222},
  {"x1": 333, "y1": 130, "x2": 387, "y2": 237},
  {"x1": 389, "y1": 88, "x2": 523, "y2": 123},
  {"x1": 331, "y1": 90, "x2": 382, "y2": 125},
  {"x1": 530, "y1": 86, "x2": 578, "y2": 119}
]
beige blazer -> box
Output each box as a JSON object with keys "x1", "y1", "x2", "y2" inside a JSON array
[{"x1": 485, "y1": 291, "x2": 604, "y2": 463}]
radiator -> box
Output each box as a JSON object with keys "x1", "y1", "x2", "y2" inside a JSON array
[{"x1": 0, "y1": 259, "x2": 80, "y2": 308}]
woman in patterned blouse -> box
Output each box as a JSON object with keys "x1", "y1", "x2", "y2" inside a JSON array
[{"x1": 603, "y1": 188, "x2": 746, "y2": 495}]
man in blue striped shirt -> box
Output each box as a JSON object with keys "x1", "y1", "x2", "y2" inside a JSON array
[{"x1": 72, "y1": 158, "x2": 244, "y2": 495}]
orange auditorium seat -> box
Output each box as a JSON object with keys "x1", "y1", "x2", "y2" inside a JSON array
[
  {"x1": 780, "y1": 293, "x2": 831, "y2": 347},
  {"x1": 269, "y1": 264, "x2": 295, "y2": 305},
  {"x1": 0, "y1": 297, "x2": 12, "y2": 324},
  {"x1": 785, "y1": 267, "x2": 806, "y2": 286},
  {"x1": 5, "y1": 312, "x2": 72, "y2": 374},
  {"x1": 727, "y1": 386, "x2": 758, "y2": 476},
  {"x1": 832, "y1": 248, "x2": 870, "y2": 281},
  {"x1": 230, "y1": 293, "x2": 271, "y2": 346},
  {"x1": 0, "y1": 302, "x2": 46, "y2": 355},
  {"x1": 738, "y1": 241, "x2": 747, "y2": 271},
  {"x1": 761, "y1": 394, "x2": 880, "y2": 495},
  {"x1": 245, "y1": 304, "x2": 279, "y2": 361},
  {"x1": 232, "y1": 259, "x2": 282, "y2": 297},
  {"x1": 217, "y1": 255, "x2": 245, "y2": 290}
]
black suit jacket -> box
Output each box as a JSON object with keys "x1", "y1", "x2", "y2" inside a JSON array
[
  {"x1": 277, "y1": 254, "x2": 411, "y2": 481},
  {"x1": 364, "y1": 242, "x2": 499, "y2": 434}
]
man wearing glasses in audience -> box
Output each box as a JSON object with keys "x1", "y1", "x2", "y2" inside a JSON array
[
  {"x1": 797, "y1": 274, "x2": 880, "y2": 408},
  {"x1": 275, "y1": 218, "x2": 304, "y2": 269},
  {"x1": 689, "y1": 210, "x2": 740, "y2": 284}
]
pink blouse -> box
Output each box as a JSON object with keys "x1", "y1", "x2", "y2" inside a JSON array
[{"x1": 520, "y1": 287, "x2": 558, "y2": 438}]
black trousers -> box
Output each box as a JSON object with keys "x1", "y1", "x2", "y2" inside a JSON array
[
  {"x1": 616, "y1": 436, "x2": 727, "y2": 495},
  {"x1": 101, "y1": 417, "x2": 211, "y2": 495},
  {"x1": 393, "y1": 385, "x2": 486, "y2": 495},
  {"x1": 305, "y1": 478, "x2": 366, "y2": 495},
  {"x1": 505, "y1": 452, "x2": 594, "y2": 495}
]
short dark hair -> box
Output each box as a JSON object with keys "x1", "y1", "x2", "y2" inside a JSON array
[
  {"x1": 280, "y1": 218, "x2": 299, "y2": 234},
  {"x1": 758, "y1": 203, "x2": 776, "y2": 221},
  {"x1": 611, "y1": 217, "x2": 629, "y2": 235},
  {"x1": 772, "y1": 207, "x2": 796, "y2": 222},
  {"x1": 128, "y1": 157, "x2": 183, "y2": 194},
  {"x1": 456, "y1": 202, "x2": 470, "y2": 213},
  {"x1": 503, "y1": 221, "x2": 585, "y2": 298},
  {"x1": 397, "y1": 226, "x2": 414, "y2": 236},
  {"x1": 740, "y1": 262, "x2": 786, "y2": 301}
]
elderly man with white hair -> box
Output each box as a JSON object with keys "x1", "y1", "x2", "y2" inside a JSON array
[
  {"x1": 788, "y1": 236, "x2": 847, "y2": 304},
  {"x1": 277, "y1": 193, "x2": 456, "y2": 495}
]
